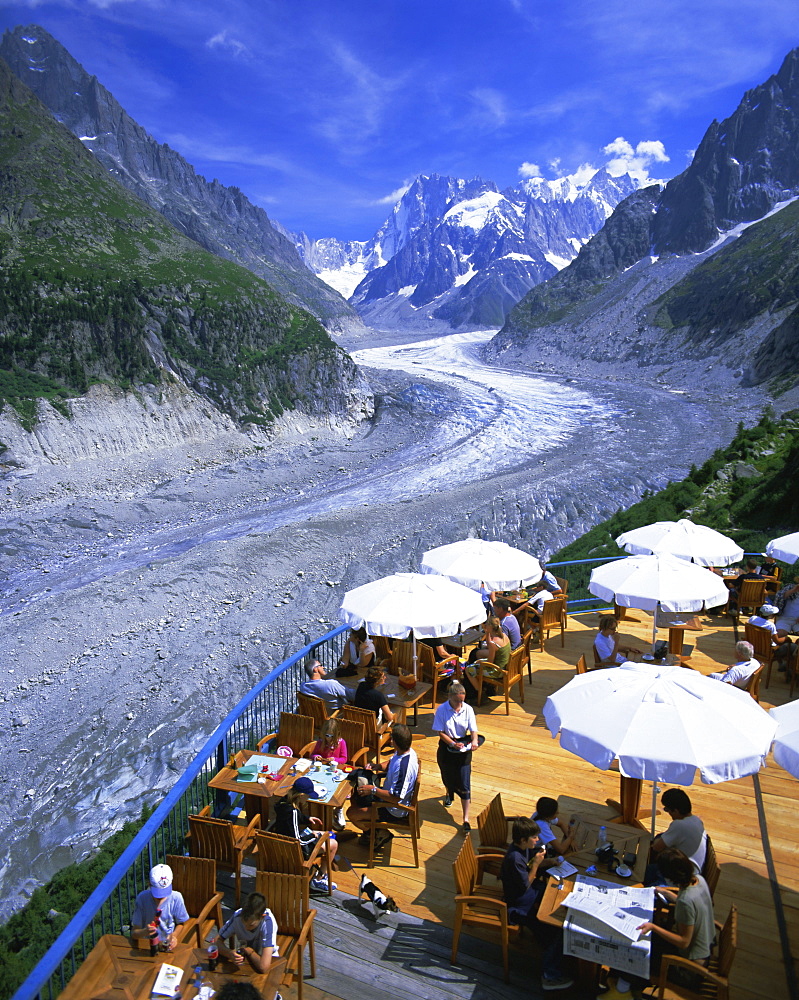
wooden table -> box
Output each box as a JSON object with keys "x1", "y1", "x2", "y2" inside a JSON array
[
  {"x1": 441, "y1": 626, "x2": 484, "y2": 657},
  {"x1": 655, "y1": 610, "x2": 704, "y2": 658},
  {"x1": 58, "y1": 934, "x2": 279, "y2": 1000},
  {"x1": 567, "y1": 814, "x2": 652, "y2": 884},
  {"x1": 338, "y1": 670, "x2": 432, "y2": 725},
  {"x1": 208, "y1": 750, "x2": 351, "y2": 830}
]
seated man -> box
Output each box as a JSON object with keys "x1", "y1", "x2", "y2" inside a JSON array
[
  {"x1": 131, "y1": 863, "x2": 189, "y2": 952},
  {"x1": 748, "y1": 604, "x2": 796, "y2": 672},
  {"x1": 644, "y1": 787, "x2": 706, "y2": 885},
  {"x1": 346, "y1": 724, "x2": 417, "y2": 849},
  {"x1": 775, "y1": 577, "x2": 799, "y2": 634},
  {"x1": 214, "y1": 891, "x2": 278, "y2": 974},
  {"x1": 538, "y1": 564, "x2": 563, "y2": 595},
  {"x1": 594, "y1": 616, "x2": 641, "y2": 666},
  {"x1": 300, "y1": 658, "x2": 354, "y2": 713},
  {"x1": 493, "y1": 598, "x2": 523, "y2": 649},
  {"x1": 531, "y1": 796, "x2": 576, "y2": 856},
  {"x1": 499, "y1": 817, "x2": 573, "y2": 992},
  {"x1": 708, "y1": 640, "x2": 760, "y2": 689}
]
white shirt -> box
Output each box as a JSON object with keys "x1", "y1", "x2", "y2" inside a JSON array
[
  {"x1": 594, "y1": 631, "x2": 624, "y2": 665},
  {"x1": 748, "y1": 615, "x2": 777, "y2": 636},
  {"x1": 709, "y1": 657, "x2": 760, "y2": 688},
  {"x1": 432, "y1": 700, "x2": 478, "y2": 742}
]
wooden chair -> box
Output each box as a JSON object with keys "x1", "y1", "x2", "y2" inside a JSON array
[
  {"x1": 366, "y1": 765, "x2": 422, "y2": 869},
  {"x1": 534, "y1": 596, "x2": 566, "y2": 652},
  {"x1": 254, "y1": 829, "x2": 332, "y2": 896},
  {"x1": 727, "y1": 579, "x2": 766, "y2": 632},
  {"x1": 163, "y1": 855, "x2": 223, "y2": 948},
  {"x1": 521, "y1": 628, "x2": 534, "y2": 683},
  {"x1": 512, "y1": 604, "x2": 531, "y2": 634},
  {"x1": 451, "y1": 835, "x2": 511, "y2": 982},
  {"x1": 656, "y1": 904, "x2": 737, "y2": 1000},
  {"x1": 340, "y1": 704, "x2": 392, "y2": 761},
  {"x1": 701, "y1": 835, "x2": 720, "y2": 898},
  {"x1": 334, "y1": 717, "x2": 370, "y2": 767},
  {"x1": 371, "y1": 635, "x2": 393, "y2": 666},
  {"x1": 297, "y1": 692, "x2": 337, "y2": 732},
  {"x1": 416, "y1": 642, "x2": 459, "y2": 708},
  {"x1": 475, "y1": 644, "x2": 525, "y2": 715},
  {"x1": 254, "y1": 871, "x2": 317, "y2": 1000},
  {"x1": 257, "y1": 712, "x2": 316, "y2": 757},
  {"x1": 554, "y1": 576, "x2": 569, "y2": 628},
  {"x1": 186, "y1": 806, "x2": 260, "y2": 903},
  {"x1": 576, "y1": 653, "x2": 588, "y2": 675},
  {"x1": 744, "y1": 622, "x2": 777, "y2": 688},
  {"x1": 744, "y1": 664, "x2": 763, "y2": 702},
  {"x1": 476, "y1": 793, "x2": 521, "y2": 876}
]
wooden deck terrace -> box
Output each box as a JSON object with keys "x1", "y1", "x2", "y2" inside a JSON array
[{"x1": 254, "y1": 608, "x2": 799, "y2": 1000}]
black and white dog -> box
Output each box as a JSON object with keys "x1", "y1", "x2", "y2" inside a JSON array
[{"x1": 358, "y1": 874, "x2": 399, "y2": 919}]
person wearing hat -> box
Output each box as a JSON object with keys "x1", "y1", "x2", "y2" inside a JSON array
[
  {"x1": 131, "y1": 863, "x2": 189, "y2": 952},
  {"x1": 748, "y1": 604, "x2": 797, "y2": 672},
  {"x1": 271, "y1": 776, "x2": 338, "y2": 892}
]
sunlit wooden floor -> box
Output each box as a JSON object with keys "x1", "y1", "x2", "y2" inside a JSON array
[{"x1": 273, "y1": 608, "x2": 798, "y2": 1000}]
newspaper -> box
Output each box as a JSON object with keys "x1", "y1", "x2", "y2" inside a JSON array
[
  {"x1": 561, "y1": 876, "x2": 654, "y2": 978},
  {"x1": 151, "y1": 963, "x2": 183, "y2": 997}
]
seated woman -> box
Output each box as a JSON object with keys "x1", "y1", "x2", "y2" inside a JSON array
[
  {"x1": 271, "y1": 778, "x2": 338, "y2": 890},
  {"x1": 594, "y1": 615, "x2": 641, "y2": 666},
  {"x1": 531, "y1": 796, "x2": 576, "y2": 856},
  {"x1": 354, "y1": 664, "x2": 395, "y2": 725},
  {"x1": 339, "y1": 626, "x2": 375, "y2": 672},
  {"x1": 463, "y1": 617, "x2": 510, "y2": 703}
]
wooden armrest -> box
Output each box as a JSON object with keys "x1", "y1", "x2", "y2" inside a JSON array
[
  {"x1": 295, "y1": 910, "x2": 317, "y2": 948},
  {"x1": 658, "y1": 955, "x2": 725, "y2": 988},
  {"x1": 191, "y1": 891, "x2": 224, "y2": 945},
  {"x1": 298, "y1": 740, "x2": 317, "y2": 757},
  {"x1": 257, "y1": 732, "x2": 277, "y2": 751},
  {"x1": 244, "y1": 813, "x2": 261, "y2": 836},
  {"x1": 350, "y1": 747, "x2": 370, "y2": 766},
  {"x1": 454, "y1": 894, "x2": 507, "y2": 911},
  {"x1": 306, "y1": 831, "x2": 331, "y2": 864},
  {"x1": 476, "y1": 852, "x2": 506, "y2": 878}
]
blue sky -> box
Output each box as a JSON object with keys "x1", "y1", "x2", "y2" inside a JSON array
[{"x1": 1, "y1": 1, "x2": 796, "y2": 241}]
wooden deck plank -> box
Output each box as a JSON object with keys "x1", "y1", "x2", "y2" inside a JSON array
[{"x1": 253, "y1": 609, "x2": 798, "y2": 1000}]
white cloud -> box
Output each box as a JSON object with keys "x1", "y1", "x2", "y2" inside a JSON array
[
  {"x1": 548, "y1": 157, "x2": 561, "y2": 173},
  {"x1": 164, "y1": 132, "x2": 294, "y2": 174},
  {"x1": 373, "y1": 184, "x2": 411, "y2": 206},
  {"x1": 601, "y1": 136, "x2": 670, "y2": 183},
  {"x1": 568, "y1": 162, "x2": 598, "y2": 187},
  {"x1": 518, "y1": 161, "x2": 542, "y2": 178},
  {"x1": 470, "y1": 88, "x2": 509, "y2": 127},
  {"x1": 206, "y1": 28, "x2": 249, "y2": 59}
]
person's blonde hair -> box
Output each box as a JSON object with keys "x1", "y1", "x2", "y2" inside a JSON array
[
  {"x1": 485, "y1": 616, "x2": 503, "y2": 638},
  {"x1": 320, "y1": 718, "x2": 340, "y2": 743}
]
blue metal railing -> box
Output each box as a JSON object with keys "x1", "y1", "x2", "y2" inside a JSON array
[
  {"x1": 11, "y1": 623, "x2": 348, "y2": 1000},
  {"x1": 12, "y1": 548, "x2": 764, "y2": 998}
]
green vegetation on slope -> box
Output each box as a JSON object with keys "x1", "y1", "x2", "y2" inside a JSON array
[
  {"x1": 0, "y1": 57, "x2": 345, "y2": 429},
  {"x1": 552, "y1": 409, "x2": 799, "y2": 566}
]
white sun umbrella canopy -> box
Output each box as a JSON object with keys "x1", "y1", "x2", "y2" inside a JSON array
[
  {"x1": 590, "y1": 553, "x2": 729, "y2": 650},
  {"x1": 545, "y1": 663, "x2": 777, "y2": 833},
  {"x1": 766, "y1": 532, "x2": 799, "y2": 564},
  {"x1": 769, "y1": 702, "x2": 799, "y2": 779},
  {"x1": 615, "y1": 518, "x2": 744, "y2": 567},
  {"x1": 420, "y1": 538, "x2": 542, "y2": 591},
  {"x1": 339, "y1": 572, "x2": 487, "y2": 673}
]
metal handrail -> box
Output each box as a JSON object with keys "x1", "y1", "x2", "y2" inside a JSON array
[{"x1": 12, "y1": 623, "x2": 348, "y2": 1000}]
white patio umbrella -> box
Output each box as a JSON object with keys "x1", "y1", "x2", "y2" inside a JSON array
[
  {"x1": 769, "y1": 702, "x2": 799, "y2": 779},
  {"x1": 766, "y1": 532, "x2": 799, "y2": 564},
  {"x1": 339, "y1": 572, "x2": 486, "y2": 674},
  {"x1": 544, "y1": 662, "x2": 777, "y2": 834},
  {"x1": 615, "y1": 518, "x2": 744, "y2": 567},
  {"x1": 589, "y1": 553, "x2": 730, "y2": 649},
  {"x1": 420, "y1": 538, "x2": 542, "y2": 591}
]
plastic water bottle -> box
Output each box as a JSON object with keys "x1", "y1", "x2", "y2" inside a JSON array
[
  {"x1": 596, "y1": 826, "x2": 608, "y2": 852},
  {"x1": 193, "y1": 965, "x2": 204, "y2": 990}
]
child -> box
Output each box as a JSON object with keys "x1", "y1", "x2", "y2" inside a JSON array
[
  {"x1": 311, "y1": 718, "x2": 348, "y2": 767},
  {"x1": 531, "y1": 796, "x2": 576, "y2": 856},
  {"x1": 271, "y1": 777, "x2": 338, "y2": 890},
  {"x1": 215, "y1": 891, "x2": 278, "y2": 974}
]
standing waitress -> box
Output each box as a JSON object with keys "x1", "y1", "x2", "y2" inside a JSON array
[{"x1": 432, "y1": 680, "x2": 479, "y2": 832}]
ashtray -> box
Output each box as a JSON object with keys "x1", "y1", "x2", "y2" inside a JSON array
[{"x1": 615, "y1": 864, "x2": 632, "y2": 878}]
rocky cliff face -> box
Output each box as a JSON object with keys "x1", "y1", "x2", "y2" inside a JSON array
[
  {"x1": 493, "y1": 48, "x2": 799, "y2": 389},
  {"x1": 0, "y1": 24, "x2": 360, "y2": 332},
  {"x1": 0, "y1": 54, "x2": 373, "y2": 469}
]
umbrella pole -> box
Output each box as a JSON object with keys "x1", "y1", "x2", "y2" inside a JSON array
[
  {"x1": 412, "y1": 633, "x2": 418, "y2": 679},
  {"x1": 650, "y1": 782, "x2": 659, "y2": 838},
  {"x1": 651, "y1": 603, "x2": 659, "y2": 654}
]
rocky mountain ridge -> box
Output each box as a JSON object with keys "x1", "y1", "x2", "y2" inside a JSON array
[
  {"x1": 0, "y1": 55, "x2": 372, "y2": 471},
  {"x1": 0, "y1": 24, "x2": 360, "y2": 333},
  {"x1": 285, "y1": 168, "x2": 638, "y2": 329},
  {"x1": 492, "y1": 47, "x2": 799, "y2": 393}
]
